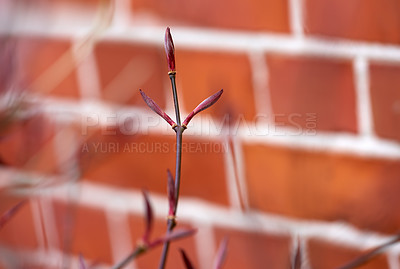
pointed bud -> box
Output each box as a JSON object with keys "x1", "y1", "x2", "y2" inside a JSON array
[
  {"x1": 165, "y1": 27, "x2": 176, "y2": 73},
  {"x1": 167, "y1": 169, "x2": 176, "y2": 216},
  {"x1": 140, "y1": 89, "x2": 176, "y2": 127},
  {"x1": 0, "y1": 200, "x2": 27, "y2": 230},
  {"x1": 213, "y1": 237, "x2": 228, "y2": 269},
  {"x1": 183, "y1": 89, "x2": 223, "y2": 127},
  {"x1": 142, "y1": 190, "x2": 153, "y2": 244},
  {"x1": 180, "y1": 249, "x2": 195, "y2": 269}
]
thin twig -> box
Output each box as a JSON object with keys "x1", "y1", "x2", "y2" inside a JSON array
[
  {"x1": 338, "y1": 234, "x2": 400, "y2": 269},
  {"x1": 111, "y1": 247, "x2": 145, "y2": 269},
  {"x1": 158, "y1": 73, "x2": 184, "y2": 269}
]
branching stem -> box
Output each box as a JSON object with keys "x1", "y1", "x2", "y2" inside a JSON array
[
  {"x1": 158, "y1": 73, "x2": 184, "y2": 269},
  {"x1": 111, "y1": 248, "x2": 145, "y2": 269}
]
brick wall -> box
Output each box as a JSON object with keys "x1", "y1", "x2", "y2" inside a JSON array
[{"x1": 1, "y1": 0, "x2": 400, "y2": 268}]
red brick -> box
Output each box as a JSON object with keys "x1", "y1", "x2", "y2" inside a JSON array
[
  {"x1": 308, "y1": 239, "x2": 389, "y2": 269},
  {"x1": 1, "y1": 261, "x2": 58, "y2": 269},
  {"x1": 370, "y1": 62, "x2": 400, "y2": 142},
  {"x1": 244, "y1": 143, "x2": 400, "y2": 234},
  {"x1": 15, "y1": 0, "x2": 111, "y2": 17},
  {"x1": 52, "y1": 200, "x2": 112, "y2": 264},
  {"x1": 18, "y1": 0, "x2": 108, "y2": 7},
  {"x1": 20, "y1": 265, "x2": 58, "y2": 269},
  {"x1": 128, "y1": 214, "x2": 197, "y2": 269},
  {"x1": 0, "y1": 194, "x2": 38, "y2": 250},
  {"x1": 214, "y1": 227, "x2": 291, "y2": 269},
  {"x1": 131, "y1": 0, "x2": 289, "y2": 32},
  {"x1": 81, "y1": 131, "x2": 229, "y2": 206},
  {"x1": 16, "y1": 36, "x2": 80, "y2": 99},
  {"x1": 0, "y1": 38, "x2": 16, "y2": 94},
  {"x1": 94, "y1": 41, "x2": 167, "y2": 107},
  {"x1": 177, "y1": 50, "x2": 256, "y2": 122},
  {"x1": 0, "y1": 113, "x2": 59, "y2": 175},
  {"x1": 267, "y1": 54, "x2": 357, "y2": 133},
  {"x1": 304, "y1": 0, "x2": 400, "y2": 44}
]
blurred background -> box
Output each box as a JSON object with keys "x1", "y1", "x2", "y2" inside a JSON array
[{"x1": 0, "y1": 0, "x2": 400, "y2": 268}]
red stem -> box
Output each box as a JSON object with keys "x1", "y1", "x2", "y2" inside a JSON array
[{"x1": 158, "y1": 73, "x2": 184, "y2": 269}]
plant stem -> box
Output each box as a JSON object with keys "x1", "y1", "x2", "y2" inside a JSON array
[
  {"x1": 158, "y1": 73, "x2": 184, "y2": 269},
  {"x1": 173, "y1": 127, "x2": 183, "y2": 214},
  {"x1": 170, "y1": 74, "x2": 181, "y2": 126},
  {"x1": 111, "y1": 247, "x2": 145, "y2": 269},
  {"x1": 338, "y1": 234, "x2": 400, "y2": 269}
]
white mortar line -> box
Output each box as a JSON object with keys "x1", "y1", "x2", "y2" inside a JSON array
[
  {"x1": 222, "y1": 137, "x2": 242, "y2": 210},
  {"x1": 238, "y1": 128, "x2": 400, "y2": 159},
  {"x1": 388, "y1": 252, "x2": 400, "y2": 269},
  {"x1": 6, "y1": 93, "x2": 400, "y2": 159},
  {"x1": 30, "y1": 199, "x2": 46, "y2": 251},
  {"x1": 53, "y1": 123, "x2": 81, "y2": 180},
  {"x1": 193, "y1": 224, "x2": 216, "y2": 269},
  {"x1": 74, "y1": 46, "x2": 102, "y2": 99},
  {"x1": 248, "y1": 50, "x2": 274, "y2": 119},
  {"x1": 354, "y1": 56, "x2": 374, "y2": 137},
  {"x1": 107, "y1": 28, "x2": 400, "y2": 62},
  {"x1": 290, "y1": 235, "x2": 310, "y2": 269},
  {"x1": 13, "y1": 93, "x2": 400, "y2": 160},
  {"x1": 6, "y1": 24, "x2": 400, "y2": 62},
  {"x1": 300, "y1": 237, "x2": 311, "y2": 269},
  {"x1": 0, "y1": 247, "x2": 110, "y2": 269},
  {"x1": 105, "y1": 208, "x2": 136, "y2": 269},
  {"x1": 289, "y1": 0, "x2": 304, "y2": 39},
  {"x1": 232, "y1": 137, "x2": 250, "y2": 210},
  {"x1": 289, "y1": 235, "x2": 300, "y2": 268},
  {"x1": 10, "y1": 178, "x2": 400, "y2": 257},
  {"x1": 38, "y1": 197, "x2": 61, "y2": 251},
  {"x1": 110, "y1": 0, "x2": 131, "y2": 30}
]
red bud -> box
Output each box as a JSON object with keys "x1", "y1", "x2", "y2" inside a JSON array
[
  {"x1": 140, "y1": 89, "x2": 176, "y2": 127},
  {"x1": 142, "y1": 190, "x2": 153, "y2": 244},
  {"x1": 165, "y1": 27, "x2": 176, "y2": 73},
  {"x1": 183, "y1": 89, "x2": 223, "y2": 126},
  {"x1": 167, "y1": 169, "x2": 176, "y2": 216}
]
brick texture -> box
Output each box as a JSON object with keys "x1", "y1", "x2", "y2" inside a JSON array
[
  {"x1": 0, "y1": 113, "x2": 59, "y2": 175},
  {"x1": 177, "y1": 50, "x2": 256, "y2": 122},
  {"x1": 0, "y1": 194, "x2": 38, "y2": 250},
  {"x1": 94, "y1": 41, "x2": 167, "y2": 106},
  {"x1": 129, "y1": 214, "x2": 197, "y2": 269},
  {"x1": 17, "y1": 0, "x2": 109, "y2": 9},
  {"x1": 81, "y1": 131, "x2": 229, "y2": 206},
  {"x1": 304, "y1": 0, "x2": 400, "y2": 44},
  {"x1": 370, "y1": 62, "x2": 400, "y2": 142},
  {"x1": 52, "y1": 200, "x2": 113, "y2": 264},
  {"x1": 131, "y1": 0, "x2": 290, "y2": 32},
  {"x1": 214, "y1": 226, "x2": 291, "y2": 269},
  {"x1": 2, "y1": 0, "x2": 400, "y2": 268},
  {"x1": 12, "y1": 0, "x2": 111, "y2": 30},
  {"x1": 267, "y1": 54, "x2": 357, "y2": 133},
  {"x1": 16, "y1": 37, "x2": 80, "y2": 99},
  {"x1": 244, "y1": 143, "x2": 400, "y2": 234},
  {"x1": 0, "y1": 38, "x2": 16, "y2": 95},
  {"x1": 308, "y1": 239, "x2": 389, "y2": 269}
]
